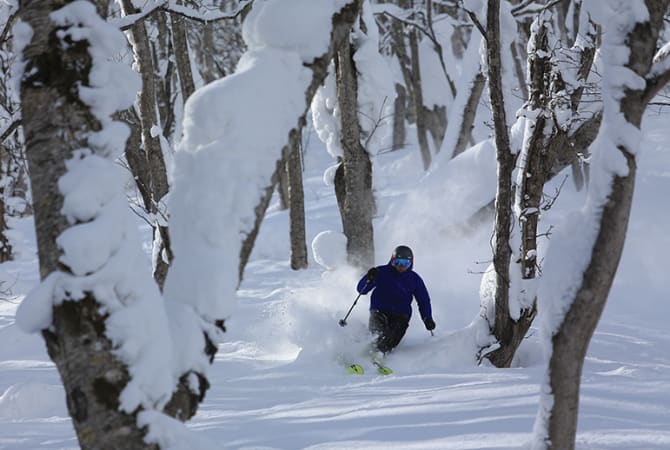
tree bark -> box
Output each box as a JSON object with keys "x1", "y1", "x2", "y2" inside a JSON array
[
  {"x1": 19, "y1": 1, "x2": 154, "y2": 448},
  {"x1": 409, "y1": 26, "x2": 432, "y2": 170},
  {"x1": 335, "y1": 27, "x2": 375, "y2": 268},
  {"x1": 452, "y1": 72, "x2": 485, "y2": 158},
  {"x1": 547, "y1": 156, "x2": 635, "y2": 450},
  {"x1": 152, "y1": 11, "x2": 176, "y2": 140},
  {"x1": 543, "y1": 1, "x2": 669, "y2": 448},
  {"x1": 0, "y1": 165, "x2": 12, "y2": 262},
  {"x1": 239, "y1": 1, "x2": 364, "y2": 281},
  {"x1": 277, "y1": 147, "x2": 290, "y2": 211},
  {"x1": 119, "y1": 0, "x2": 172, "y2": 290},
  {"x1": 170, "y1": 9, "x2": 196, "y2": 103},
  {"x1": 287, "y1": 126, "x2": 308, "y2": 270},
  {"x1": 118, "y1": 108, "x2": 152, "y2": 210},
  {"x1": 483, "y1": 0, "x2": 517, "y2": 368},
  {"x1": 423, "y1": 104, "x2": 447, "y2": 151},
  {"x1": 392, "y1": 83, "x2": 407, "y2": 150},
  {"x1": 239, "y1": 165, "x2": 279, "y2": 284}
]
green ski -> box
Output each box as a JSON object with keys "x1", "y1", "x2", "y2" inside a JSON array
[
  {"x1": 372, "y1": 360, "x2": 393, "y2": 375},
  {"x1": 347, "y1": 363, "x2": 365, "y2": 374}
]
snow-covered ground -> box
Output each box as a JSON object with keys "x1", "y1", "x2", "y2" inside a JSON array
[{"x1": 1, "y1": 108, "x2": 669, "y2": 449}]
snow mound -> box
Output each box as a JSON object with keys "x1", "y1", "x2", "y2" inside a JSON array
[{"x1": 311, "y1": 230, "x2": 347, "y2": 270}]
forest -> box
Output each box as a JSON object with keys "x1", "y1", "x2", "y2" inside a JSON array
[{"x1": 1, "y1": 0, "x2": 670, "y2": 449}]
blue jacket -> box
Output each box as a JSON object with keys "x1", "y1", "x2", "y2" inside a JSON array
[{"x1": 357, "y1": 261, "x2": 432, "y2": 320}]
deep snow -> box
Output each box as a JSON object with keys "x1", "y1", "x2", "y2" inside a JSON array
[{"x1": 1, "y1": 105, "x2": 669, "y2": 448}]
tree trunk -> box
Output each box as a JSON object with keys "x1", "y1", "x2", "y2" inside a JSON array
[
  {"x1": 485, "y1": 15, "x2": 555, "y2": 368},
  {"x1": 483, "y1": 0, "x2": 517, "y2": 368},
  {"x1": 0, "y1": 188, "x2": 12, "y2": 262},
  {"x1": 288, "y1": 126, "x2": 308, "y2": 270},
  {"x1": 170, "y1": 9, "x2": 196, "y2": 103},
  {"x1": 452, "y1": 72, "x2": 485, "y2": 158},
  {"x1": 423, "y1": 104, "x2": 447, "y2": 151},
  {"x1": 335, "y1": 29, "x2": 375, "y2": 268},
  {"x1": 0, "y1": 148, "x2": 15, "y2": 262},
  {"x1": 118, "y1": 108, "x2": 152, "y2": 211},
  {"x1": 510, "y1": 41, "x2": 528, "y2": 101},
  {"x1": 334, "y1": 158, "x2": 346, "y2": 229},
  {"x1": 152, "y1": 11, "x2": 176, "y2": 140},
  {"x1": 238, "y1": 1, "x2": 364, "y2": 282},
  {"x1": 119, "y1": 0, "x2": 172, "y2": 290},
  {"x1": 19, "y1": 2, "x2": 154, "y2": 448},
  {"x1": 519, "y1": 17, "x2": 553, "y2": 283},
  {"x1": 392, "y1": 83, "x2": 407, "y2": 150},
  {"x1": 389, "y1": 0, "x2": 415, "y2": 124},
  {"x1": 239, "y1": 166, "x2": 279, "y2": 284},
  {"x1": 542, "y1": 1, "x2": 670, "y2": 448},
  {"x1": 277, "y1": 147, "x2": 290, "y2": 210},
  {"x1": 199, "y1": 23, "x2": 217, "y2": 84},
  {"x1": 547, "y1": 154, "x2": 636, "y2": 450},
  {"x1": 409, "y1": 27, "x2": 431, "y2": 170}
]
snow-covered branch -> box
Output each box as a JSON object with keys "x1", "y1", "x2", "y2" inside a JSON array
[
  {"x1": 113, "y1": 0, "x2": 251, "y2": 30},
  {"x1": 653, "y1": 40, "x2": 670, "y2": 63}
]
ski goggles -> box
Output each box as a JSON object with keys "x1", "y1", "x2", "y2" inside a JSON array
[{"x1": 393, "y1": 257, "x2": 411, "y2": 268}]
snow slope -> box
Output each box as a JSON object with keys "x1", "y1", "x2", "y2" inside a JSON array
[{"x1": 0, "y1": 110, "x2": 669, "y2": 449}]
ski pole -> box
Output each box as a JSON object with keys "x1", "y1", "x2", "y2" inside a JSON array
[
  {"x1": 339, "y1": 275, "x2": 375, "y2": 327},
  {"x1": 338, "y1": 292, "x2": 362, "y2": 327}
]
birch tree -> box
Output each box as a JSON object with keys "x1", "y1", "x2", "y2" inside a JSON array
[
  {"x1": 17, "y1": 1, "x2": 365, "y2": 448},
  {"x1": 533, "y1": 1, "x2": 670, "y2": 448},
  {"x1": 0, "y1": 2, "x2": 22, "y2": 262},
  {"x1": 17, "y1": 1, "x2": 177, "y2": 447},
  {"x1": 476, "y1": 0, "x2": 600, "y2": 368},
  {"x1": 482, "y1": 0, "x2": 518, "y2": 369},
  {"x1": 119, "y1": 0, "x2": 172, "y2": 289},
  {"x1": 335, "y1": 14, "x2": 375, "y2": 268},
  {"x1": 311, "y1": 1, "x2": 393, "y2": 269}
]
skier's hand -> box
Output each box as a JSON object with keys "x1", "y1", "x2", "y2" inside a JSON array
[
  {"x1": 423, "y1": 317, "x2": 436, "y2": 331},
  {"x1": 366, "y1": 267, "x2": 378, "y2": 282}
]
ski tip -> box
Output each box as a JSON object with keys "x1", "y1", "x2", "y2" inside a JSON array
[
  {"x1": 376, "y1": 366, "x2": 393, "y2": 375},
  {"x1": 347, "y1": 364, "x2": 364, "y2": 375}
]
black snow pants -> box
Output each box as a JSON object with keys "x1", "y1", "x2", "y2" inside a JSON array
[{"x1": 369, "y1": 310, "x2": 410, "y2": 354}]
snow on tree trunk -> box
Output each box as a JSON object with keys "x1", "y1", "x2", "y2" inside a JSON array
[
  {"x1": 483, "y1": 0, "x2": 517, "y2": 368},
  {"x1": 119, "y1": 0, "x2": 172, "y2": 290},
  {"x1": 475, "y1": 1, "x2": 600, "y2": 368},
  {"x1": 170, "y1": 10, "x2": 196, "y2": 103},
  {"x1": 335, "y1": 23, "x2": 375, "y2": 269},
  {"x1": 532, "y1": 1, "x2": 670, "y2": 448},
  {"x1": 17, "y1": 1, "x2": 175, "y2": 447},
  {"x1": 0, "y1": 3, "x2": 20, "y2": 262},
  {"x1": 164, "y1": 0, "x2": 363, "y2": 409}
]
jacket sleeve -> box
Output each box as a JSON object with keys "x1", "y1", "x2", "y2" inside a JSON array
[
  {"x1": 357, "y1": 270, "x2": 376, "y2": 294},
  {"x1": 414, "y1": 274, "x2": 432, "y2": 320}
]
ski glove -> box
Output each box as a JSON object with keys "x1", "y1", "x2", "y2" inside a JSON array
[
  {"x1": 423, "y1": 317, "x2": 436, "y2": 331},
  {"x1": 366, "y1": 267, "x2": 378, "y2": 282}
]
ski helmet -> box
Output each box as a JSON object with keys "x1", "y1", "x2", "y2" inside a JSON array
[{"x1": 392, "y1": 245, "x2": 413, "y2": 268}]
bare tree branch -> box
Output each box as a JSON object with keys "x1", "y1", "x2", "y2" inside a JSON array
[
  {"x1": 644, "y1": 66, "x2": 670, "y2": 104},
  {"x1": 115, "y1": 0, "x2": 252, "y2": 31},
  {"x1": 375, "y1": 8, "x2": 457, "y2": 97},
  {"x1": 0, "y1": 12, "x2": 19, "y2": 44},
  {"x1": 0, "y1": 119, "x2": 20, "y2": 144},
  {"x1": 465, "y1": 9, "x2": 487, "y2": 42}
]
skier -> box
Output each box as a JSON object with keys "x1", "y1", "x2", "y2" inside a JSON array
[{"x1": 356, "y1": 245, "x2": 436, "y2": 355}]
